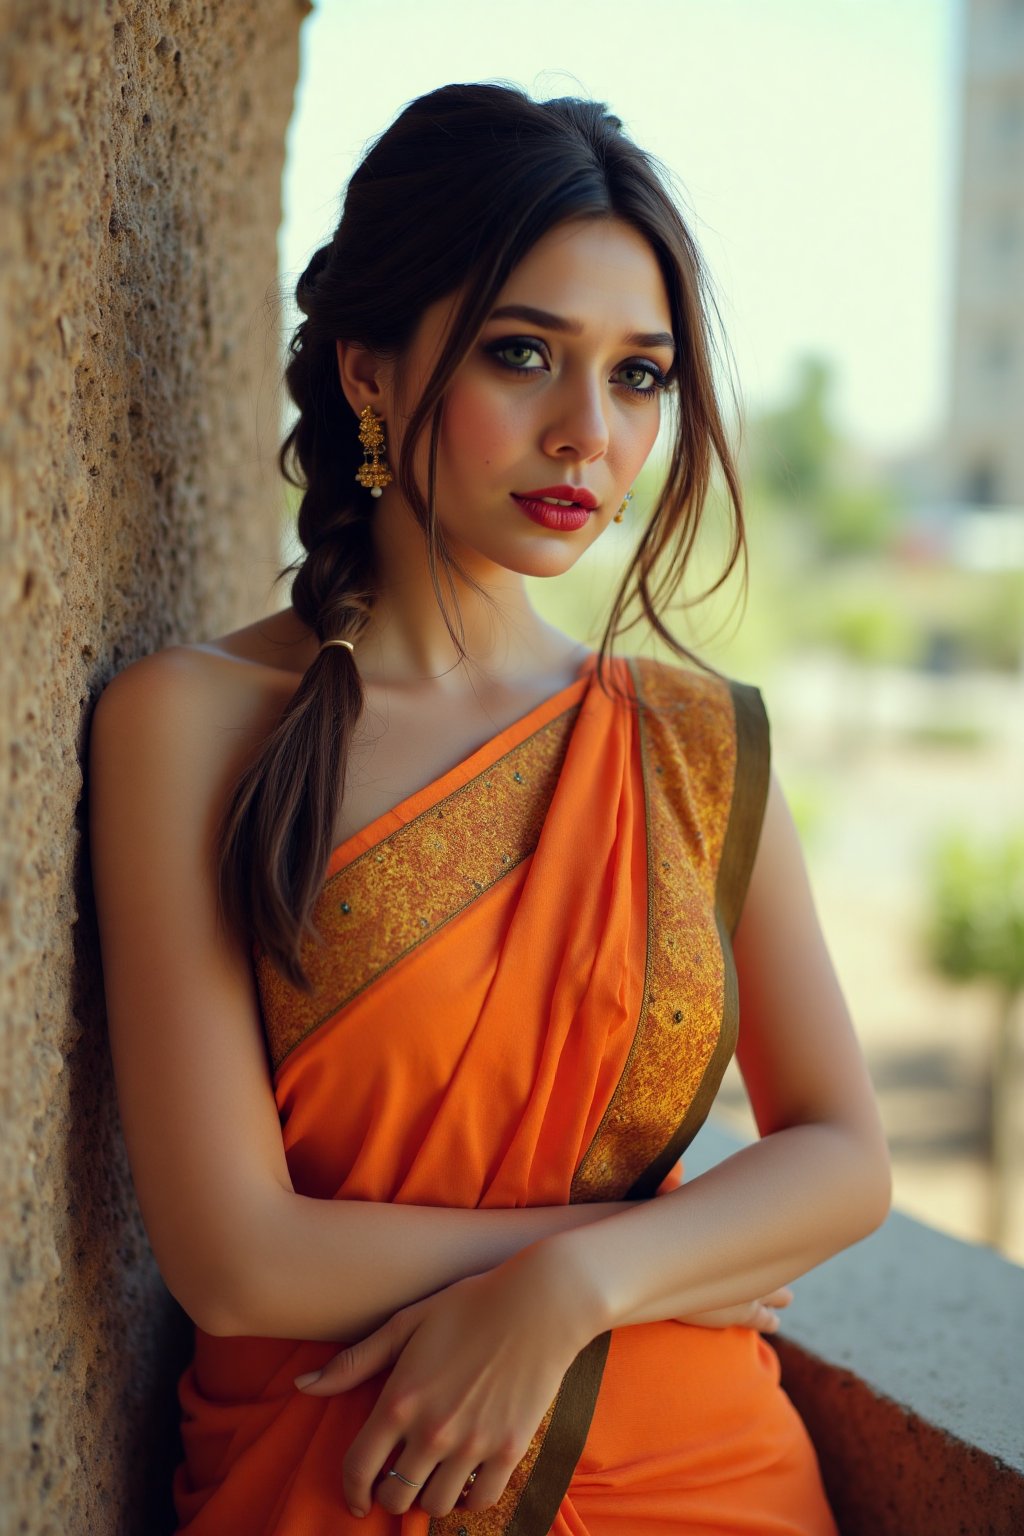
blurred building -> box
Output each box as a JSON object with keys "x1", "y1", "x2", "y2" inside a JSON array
[{"x1": 944, "y1": 0, "x2": 1024, "y2": 509}]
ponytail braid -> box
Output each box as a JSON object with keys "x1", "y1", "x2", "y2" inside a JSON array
[{"x1": 215, "y1": 244, "x2": 379, "y2": 993}]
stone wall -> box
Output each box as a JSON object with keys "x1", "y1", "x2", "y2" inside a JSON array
[{"x1": 0, "y1": 3, "x2": 306, "y2": 1531}]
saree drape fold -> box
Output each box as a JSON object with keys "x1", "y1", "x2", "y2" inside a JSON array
[{"x1": 172, "y1": 655, "x2": 837, "y2": 1536}]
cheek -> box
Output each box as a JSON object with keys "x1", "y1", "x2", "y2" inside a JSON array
[
  {"x1": 440, "y1": 383, "x2": 523, "y2": 479},
  {"x1": 627, "y1": 403, "x2": 663, "y2": 467}
]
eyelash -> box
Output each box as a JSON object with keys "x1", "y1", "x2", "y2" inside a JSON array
[{"x1": 485, "y1": 337, "x2": 672, "y2": 399}]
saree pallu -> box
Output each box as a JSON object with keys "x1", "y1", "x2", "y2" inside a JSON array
[{"x1": 173, "y1": 654, "x2": 837, "y2": 1536}]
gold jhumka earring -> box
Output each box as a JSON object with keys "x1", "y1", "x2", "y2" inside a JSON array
[
  {"x1": 354, "y1": 406, "x2": 393, "y2": 498},
  {"x1": 613, "y1": 488, "x2": 634, "y2": 523}
]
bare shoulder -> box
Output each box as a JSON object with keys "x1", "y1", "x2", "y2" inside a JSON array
[
  {"x1": 87, "y1": 607, "x2": 316, "y2": 989},
  {"x1": 93, "y1": 634, "x2": 286, "y2": 762},
  {"x1": 91, "y1": 609, "x2": 308, "y2": 830}
]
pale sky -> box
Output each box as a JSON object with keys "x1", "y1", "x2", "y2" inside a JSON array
[{"x1": 280, "y1": 0, "x2": 960, "y2": 457}]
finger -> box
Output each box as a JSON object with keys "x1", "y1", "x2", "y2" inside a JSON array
[
  {"x1": 375, "y1": 1456, "x2": 435, "y2": 1516},
  {"x1": 757, "y1": 1305, "x2": 781, "y2": 1333},
  {"x1": 294, "y1": 1323, "x2": 402, "y2": 1396},
  {"x1": 345, "y1": 1397, "x2": 421, "y2": 1518},
  {"x1": 413, "y1": 1457, "x2": 482, "y2": 1519},
  {"x1": 764, "y1": 1286, "x2": 794, "y2": 1309},
  {"x1": 460, "y1": 1447, "x2": 523, "y2": 1513}
]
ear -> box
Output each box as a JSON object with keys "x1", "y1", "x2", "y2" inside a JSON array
[{"x1": 336, "y1": 340, "x2": 389, "y2": 421}]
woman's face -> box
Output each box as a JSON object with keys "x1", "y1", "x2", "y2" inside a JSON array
[{"x1": 382, "y1": 216, "x2": 676, "y2": 580}]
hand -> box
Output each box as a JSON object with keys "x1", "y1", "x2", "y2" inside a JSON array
[
  {"x1": 293, "y1": 1245, "x2": 598, "y2": 1520},
  {"x1": 678, "y1": 1285, "x2": 794, "y2": 1335}
]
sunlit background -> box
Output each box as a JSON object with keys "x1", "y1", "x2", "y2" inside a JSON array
[{"x1": 277, "y1": 0, "x2": 1024, "y2": 1262}]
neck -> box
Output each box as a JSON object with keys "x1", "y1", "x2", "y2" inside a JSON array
[{"x1": 353, "y1": 495, "x2": 578, "y2": 693}]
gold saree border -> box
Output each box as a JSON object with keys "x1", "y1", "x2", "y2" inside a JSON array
[
  {"x1": 444, "y1": 660, "x2": 770, "y2": 1536},
  {"x1": 624, "y1": 676, "x2": 770, "y2": 1200},
  {"x1": 256, "y1": 702, "x2": 582, "y2": 1074},
  {"x1": 570, "y1": 657, "x2": 737, "y2": 1204},
  {"x1": 505, "y1": 1333, "x2": 611, "y2": 1536},
  {"x1": 716, "y1": 680, "x2": 771, "y2": 938}
]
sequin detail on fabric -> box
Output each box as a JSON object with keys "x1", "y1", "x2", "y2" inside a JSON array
[
  {"x1": 256, "y1": 704, "x2": 581, "y2": 1073},
  {"x1": 570, "y1": 660, "x2": 737, "y2": 1202}
]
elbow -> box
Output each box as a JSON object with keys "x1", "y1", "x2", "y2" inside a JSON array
[
  {"x1": 193, "y1": 1294, "x2": 251, "y2": 1338},
  {"x1": 163, "y1": 1260, "x2": 255, "y2": 1339},
  {"x1": 201, "y1": 1311, "x2": 251, "y2": 1339},
  {"x1": 154, "y1": 1203, "x2": 281, "y2": 1338},
  {"x1": 869, "y1": 1139, "x2": 894, "y2": 1233},
  {"x1": 849, "y1": 1122, "x2": 893, "y2": 1241},
  {"x1": 170, "y1": 1281, "x2": 249, "y2": 1339},
  {"x1": 185, "y1": 1263, "x2": 286, "y2": 1339},
  {"x1": 801, "y1": 1114, "x2": 892, "y2": 1250},
  {"x1": 192, "y1": 1257, "x2": 269, "y2": 1337}
]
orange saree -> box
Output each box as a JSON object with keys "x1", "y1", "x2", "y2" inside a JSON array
[{"x1": 172, "y1": 653, "x2": 837, "y2": 1536}]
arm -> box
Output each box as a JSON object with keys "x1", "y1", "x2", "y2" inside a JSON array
[
  {"x1": 88, "y1": 651, "x2": 630, "y2": 1343},
  {"x1": 541, "y1": 769, "x2": 892, "y2": 1333}
]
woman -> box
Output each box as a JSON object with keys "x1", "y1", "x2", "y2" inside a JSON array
[{"x1": 88, "y1": 84, "x2": 891, "y2": 1534}]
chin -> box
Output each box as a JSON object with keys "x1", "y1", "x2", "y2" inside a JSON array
[
  {"x1": 444, "y1": 528, "x2": 594, "y2": 582},
  {"x1": 516, "y1": 550, "x2": 589, "y2": 579},
  {"x1": 488, "y1": 545, "x2": 591, "y2": 581}
]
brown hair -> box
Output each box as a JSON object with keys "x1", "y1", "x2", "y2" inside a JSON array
[{"x1": 216, "y1": 82, "x2": 746, "y2": 991}]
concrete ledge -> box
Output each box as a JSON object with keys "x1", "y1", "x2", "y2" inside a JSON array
[{"x1": 686, "y1": 1120, "x2": 1024, "y2": 1536}]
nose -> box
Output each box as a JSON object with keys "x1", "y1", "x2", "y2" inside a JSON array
[{"x1": 539, "y1": 374, "x2": 610, "y2": 463}]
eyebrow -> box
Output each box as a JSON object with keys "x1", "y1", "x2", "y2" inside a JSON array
[{"x1": 487, "y1": 304, "x2": 675, "y2": 353}]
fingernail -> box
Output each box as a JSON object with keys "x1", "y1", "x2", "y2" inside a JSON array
[
  {"x1": 294, "y1": 1370, "x2": 323, "y2": 1389},
  {"x1": 349, "y1": 1508, "x2": 366, "y2": 1519}
]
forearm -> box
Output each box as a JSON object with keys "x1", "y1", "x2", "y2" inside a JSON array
[
  {"x1": 550, "y1": 1122, "x2": 892, "y2": 1333},
  {"x1": 217, "y1": 1191, "x2": 633, "y2": 1341}
]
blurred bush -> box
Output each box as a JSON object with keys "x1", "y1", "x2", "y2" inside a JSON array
[
  {"x1": 953, "y1": 570, "x2": 1024, "y2": 672},
  {"x1": 804, "y1": 592, "x2": 919, "y2": 666},
  {"x1": 742, "y1": 354, "x2": 905, "y2": 561},
  {"x1": 925, "y1": 830, "x2": 1024, "y2": 994},
  {"x1": 923, "y1": 828, "x2": 1024, "y2": 1248}
]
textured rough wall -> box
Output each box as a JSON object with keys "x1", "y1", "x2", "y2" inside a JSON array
[
  {"x1": 0, "y1": 3, "x2": 306, "y2": 1531},
  {"x1": 778, "y1": 1343, "x2": 1024, "y2": 1536}
]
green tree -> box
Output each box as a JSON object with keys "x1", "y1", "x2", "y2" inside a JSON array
[
  {"x1": 750, "y1": 355, "x2": 837, "y2": 505},
  {"x1": 924, "y1": 829, "x2": 1024, "y2": 1248},
  {"x1": 743, "y1": 354, "x2": 903, "y2": 559}
]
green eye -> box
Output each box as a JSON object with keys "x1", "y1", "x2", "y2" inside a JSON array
[
  {"x1": 486, "y1": 337, "x2": 547, "y2": 372},
  {"x1": 613, "y1": 361, "x2": 669, "y2": 398},
  {"x1": 497, "y1": 342, "x2": 542, "y2": 368},
  {"x1": 617, "y1": 365, "x2": 655, "y2": 390}
]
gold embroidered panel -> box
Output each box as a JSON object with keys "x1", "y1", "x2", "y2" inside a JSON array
[
  {"x1": 255, "y1": 703, "x2": 581, "y2": 1074},
  {"x1": 570, "y1": 659, "x2": 737, "y2": 1203}
]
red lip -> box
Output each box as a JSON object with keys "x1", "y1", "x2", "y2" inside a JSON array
[{"x1": 514, "y1": 483, "x2": 599, "y2": 510}]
